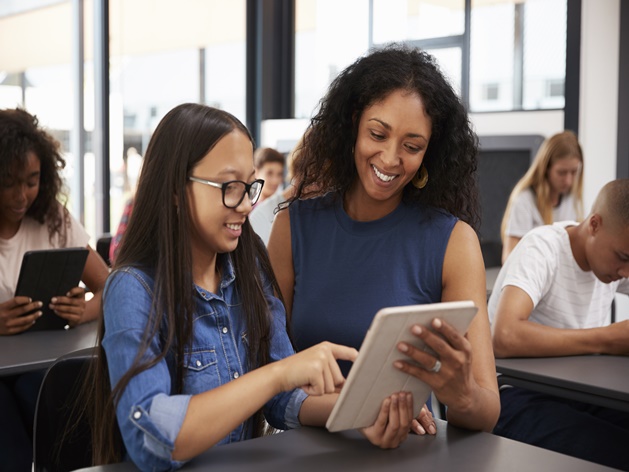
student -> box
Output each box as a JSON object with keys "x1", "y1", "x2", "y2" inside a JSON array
[
  {"x1": 88, "y1": 104, "x2": 425, "y2": 471},
  {"x1": 253, "y1": 146, "x2": 285, "y2": 204},
  {"x1": 500, "y1": 130, "x2": 584, "y2": 264},
  {"x1": 489, "y1": 179, "x2": 629, "y2": 470},
  {"x1": 249, "y1": 141, "x2": 302, "y2": 245},
  {"x1": 268, "y1": 44, "x2": 500, "y2": 434},
  {"x1": 109, "y1": 196, "x2": 134, "y2": 265},
  {"x1": 0, "y1": 107, "x2": 109, "y2": 471},
  {"x1": 110, "y1": 148, "x2": 144, "y2": 264}
]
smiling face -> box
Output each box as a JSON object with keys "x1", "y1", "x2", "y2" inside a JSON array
[
  {"x1": 0, "y1": 151, "x2": 41, "y2": 238},
  {"x1": 186, "y1": 130, "x2": 255, "y2": 260},
  {"x1": 350, "y1": 89, "x2": 432, "y2": 219}
]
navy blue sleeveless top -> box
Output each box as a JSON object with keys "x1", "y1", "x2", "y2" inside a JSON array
[{"x1": 289, "y1": 192, "x2": 457, "y2": 375}]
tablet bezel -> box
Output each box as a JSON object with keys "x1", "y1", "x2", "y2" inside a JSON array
[
  {"x1": 15, "y1": 247, "x2": 89, "y2": 331},
  {"x1": 326, "y1": 300, "x2": 478, "y2": 432}
]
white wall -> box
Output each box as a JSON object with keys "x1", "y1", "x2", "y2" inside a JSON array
[
  {"x1": 578, "y1": 0, "x2": 620, "y2": 211},
  {"x1": 470, "y1": 110, "x2": 564, "y2": 138}
]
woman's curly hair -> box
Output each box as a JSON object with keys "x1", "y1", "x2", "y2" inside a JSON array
[
  {"x1": 292, "y1": 43, "x2": 480, "y2": 229},
  {"x1": 0, "y1": 108, "x2": 69, "y2": 243}
]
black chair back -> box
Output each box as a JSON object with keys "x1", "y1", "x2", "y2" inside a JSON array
[
  {"x1": 96, "y1": 234, "x2": 112, "y2": 267},
  {"x1": 33, "y1": 347, "x2": 95, "y2": 472}
]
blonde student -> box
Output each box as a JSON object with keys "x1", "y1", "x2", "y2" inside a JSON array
[
  {"x1": 88, "y1": 104, "x2": 423, "y2": 471},
  {"x1": 500, "y1": 130, "x2": 584, "y2": 264}
]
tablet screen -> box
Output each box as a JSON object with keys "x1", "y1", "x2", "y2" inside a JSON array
[
  {"x1": 326, "y1": 300, "x2": 477, "y2": 432},
  {"x1": 15, "y1": 247, "x2": 89, "y2": 331}
]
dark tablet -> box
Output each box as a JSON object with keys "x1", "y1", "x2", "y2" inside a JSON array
[{"x1": 15, "y1": 247, "x2": 89, "y2": 331}]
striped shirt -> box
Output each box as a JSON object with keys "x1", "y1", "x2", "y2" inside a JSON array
[{"x1": 488, "y1": 221, "x2": 629, "y2": 329}]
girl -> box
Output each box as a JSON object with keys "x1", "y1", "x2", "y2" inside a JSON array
[
  {"x1": 89, "y1": 104, "x2": 420, "y2": 471},
  {"x1": 500, "y1": 130, "x2": 584, "y2": 264},
  {"x1": 0, "y1": 107, "x2": 109, "y2": 471}
]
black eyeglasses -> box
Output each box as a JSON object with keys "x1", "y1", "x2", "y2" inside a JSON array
[{"x1": 188, "y1": 176, "x2": 265, "y2": 208}]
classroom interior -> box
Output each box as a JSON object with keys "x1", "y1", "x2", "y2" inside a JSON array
[{"x1": 1, "y1": 0, "x2": 629, "y2": 470}]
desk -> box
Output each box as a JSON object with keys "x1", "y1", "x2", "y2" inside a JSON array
[
  {"x1": 0, "y1": 320, "x2": 98, "y2": 376},
  {"x1": 495, "y1": 355, "x2": 629, "y2": 413},
  {"x1": 75, "y1": 420, "x2": 617, "y2": 471},
  {"x1": 486, "y1": 266, "x2": 500, "y2": 291}
]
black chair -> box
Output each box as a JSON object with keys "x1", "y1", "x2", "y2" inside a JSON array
[
  {"x1": 96, "y1": 234, "x2": 112, "y2": 267},
  {"x1": 33, "y1": 347, "x2": 96, "y2": 472}
]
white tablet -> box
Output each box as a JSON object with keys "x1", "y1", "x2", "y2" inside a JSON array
[{"x1": 326, "y1": 300, "x2": 478, "y2": 432}]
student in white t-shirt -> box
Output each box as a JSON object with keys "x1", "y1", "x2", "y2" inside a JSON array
[
  {"x1": 500, "y1": 130, "x2": 584, "y2": 264},
  {"x1": 488, "y1": 179, "x2": 629, "y2": 470},
  {"x1": 0, "y1": 108, "x2": 109, "y2": 471}
]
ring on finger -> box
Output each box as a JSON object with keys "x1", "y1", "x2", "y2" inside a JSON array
[{"x1": 428, "y1": 359, "x2": 441, "y2": 373}]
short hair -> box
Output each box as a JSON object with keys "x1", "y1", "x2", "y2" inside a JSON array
[
  {"x1": 593, "y1": 179, "x2": 629, "y2": 230},
  {"x1": 254, "y1": 147, "x2": 285, "y2": 169}
]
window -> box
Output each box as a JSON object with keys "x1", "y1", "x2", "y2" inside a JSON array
[
  {"x1": 483, "y1": 83, "x2": 500, "y2": 101},
  {"x1": 0, "y1": 1, "x2": 92, "y2": 235},
  {"x1": 294, "y1": 0, "x2": 370, "y2": 119},
  {"x1": 108, "y1": 0, "x2": 247, "y2": 230},
  {"x1": 470, "y1": 0, "x2": 567, "y2": 112},
  {"x1": 372, "y1": 0, "x2": 465, "y2": 43}
]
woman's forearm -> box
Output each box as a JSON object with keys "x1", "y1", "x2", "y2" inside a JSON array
[{"x1": 445, "y1": 384, "x2": 500, "y2": 432}]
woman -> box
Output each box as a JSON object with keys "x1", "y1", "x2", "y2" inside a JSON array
[
  {"x1": 88, "y1": 104, "x2": 425, "y2": 471},
  {"x1": 500, "y1": 130, "x2": 584, "y2": 264},
  {"x1": 0, "y1": 107, "x2": 109, "y2": 471},
  {"x1": 268, "y1": 44, "x2": 500, "y2": 433}
]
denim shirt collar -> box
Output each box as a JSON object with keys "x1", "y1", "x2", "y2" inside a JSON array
[{"x1": 193, "y1": 253, "x2": 236, "y2": 301}]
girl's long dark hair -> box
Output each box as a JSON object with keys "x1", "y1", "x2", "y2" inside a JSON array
[
  {"x1": 87, "y1": 103, "x2": 280, "y2": 464},
  {"x1": 292, "y1": 43, "x2": 480, "y2": 229}
]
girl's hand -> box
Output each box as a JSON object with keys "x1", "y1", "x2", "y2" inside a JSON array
[
  {"x1": 412, "y1": 404, "x2": 437, "y2": 435},
  {"x1": 49, "y1": 286, "x2": 87, "y2": 327},
  {"x1": 394, "y1": 318, "x2": 474, "y2": 414},
  {"x1": 0, "y1": 296, "x2": 42, "y2": 335},
  {"x1": 360, "y1": 392, "x2": 414, "y2": 449},
  {"x1": 276, "y1": 341, "x2": 358, "y2": 395}
]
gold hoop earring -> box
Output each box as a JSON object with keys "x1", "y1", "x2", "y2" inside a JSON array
[{"x1": 412, "y1": 165, "x2": 428, "y2": 189}]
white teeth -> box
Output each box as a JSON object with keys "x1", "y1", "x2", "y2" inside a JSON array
[
  {"x1": 372, "y1": 165, "x2": 397, "y2": 182},
  {"x1": 226, "y1": 224, "x2": 241, "y2": 231}
]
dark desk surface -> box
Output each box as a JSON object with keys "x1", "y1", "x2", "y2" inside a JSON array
[
  {"x1": 0, "y1": 320, "x2": 98, "y2": 376},
  {"x1": 495, "y1": 355, "x2": 629, "y2": 412},
  {"x1": 76, "y1": 420, "x2": 617, "y2": 472}
]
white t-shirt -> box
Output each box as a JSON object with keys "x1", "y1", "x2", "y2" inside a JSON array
[
  {"x1": 0, "y1": 210, "x2": 90, "y2": 303},
  {"x1": 249, "y1": 191, "x2": 286, "y2": 246},
  {"x1": 488, "y1": 221, "x2": 629, "y2": 329},
  {"x1": 505, "y1": 188, "x2": 577, "y2": 238}
]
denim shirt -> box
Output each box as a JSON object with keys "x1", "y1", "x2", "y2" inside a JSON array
[{"x1": 102, "y1": 256, "x2": 307, "y2": 472}]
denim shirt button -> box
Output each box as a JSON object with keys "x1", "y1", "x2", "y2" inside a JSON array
[
  {"x1": 133, "y1": 410, "x2": 142, "y2": 420},
  {"x1": 196, "y1": 360, "x2": 202, "y2": 367},
  {"x1": 222, "y1": 327, "x2": 228, "y2": 334},
  {"x1": 233, "y1": 372, "x2": 239, "y2": 379}
]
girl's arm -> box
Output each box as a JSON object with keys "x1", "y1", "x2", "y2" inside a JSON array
[{"x1": 174, "y1": 342, "x2": 356, "y2": 459}]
